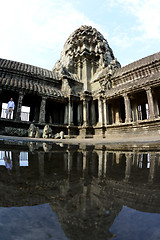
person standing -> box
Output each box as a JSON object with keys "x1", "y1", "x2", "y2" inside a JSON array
[{"x1": 6, "y1": 98, "x2": 15, "y2": 119}]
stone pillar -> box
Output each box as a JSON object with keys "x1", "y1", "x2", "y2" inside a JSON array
[
  {"x1": 64, "y1": 103, "x2": 68, "y2": 124},
  {"x1": 91, "y1": 101, "x2": 96, "y2": 126},
  {"x1": 82, "y1": 98, "x2": 89, "y2": 127},
  {"x1": 15, "y1": 93, "x2": 24, "y2": 121},
  {"x1": 153, "y1": 98, "x2": 159, "y2": 118},
  {"x1": 39, "y1": 97, "x2": 46, "y2": 123},
  {"x1": 82, "y1": 59, "x2": 90, "y2": 91},
  {"x1": 115, "y1": 108, "x2": 120, "y2": 124},
  {"x1": 115, "y1": 152, "x2": 120, "y2": 164},
  {"x1": 68, "y1": 97, "x2": 73, "y2": 125},
  {"x1": 77, "y1": 102, "x2": 82, "y2": 125},
  {"x1": 111, "y1": 107, "x2": 114, "y2": 124},
  {"x1": 145, "y1": 87, "x2": 155, "y2": 119},
  {"x1": 123, "y1": 93, "x2": 132, "y2": 123},
  {"x1": 103, "y1": 99, "x2": 108, "y2": 126},
  {"x1": 97, "y1": 97, "x2": 104, "y2": 126},
  {"x1": 132, "y1": 102, "x2": 138, "y2": 122},
  {"x1": 82, "y1": 151, "x2": 87, "y2": 172}
]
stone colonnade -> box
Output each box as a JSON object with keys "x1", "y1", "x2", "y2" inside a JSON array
[{"x1": 1, "y1": 85, "x2": 160, "y2": 135}]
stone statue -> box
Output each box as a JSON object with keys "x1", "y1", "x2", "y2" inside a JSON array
[
  {"x1": 35, "y1": 127, "x2": 42, "y2": 138},
  {"x1": 53, "y1": 131, "x2": 64, "y2": 139},
  {"x1": 28, "y1": 124, "x2": 37, "y2": 138},
  {"x1": 42, "y1": 124, "x2": 52, "y2": 138}
]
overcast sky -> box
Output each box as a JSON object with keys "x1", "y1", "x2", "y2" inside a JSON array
[{"x1": 0, "y1": 0, "x2": 160, "y2": 70}]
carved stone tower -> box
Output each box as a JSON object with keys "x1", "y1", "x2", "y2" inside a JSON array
[{"x1": 53, "y1": 25, "x2": 120, "y2": 92}]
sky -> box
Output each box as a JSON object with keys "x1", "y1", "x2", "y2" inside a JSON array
[{"x1": 0, "y1": 0, "x2": 160, "y2": 70}]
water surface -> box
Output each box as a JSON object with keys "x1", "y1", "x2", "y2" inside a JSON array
[{"x1": 0, "y1": 140, "x2": 160, "y2": 240}]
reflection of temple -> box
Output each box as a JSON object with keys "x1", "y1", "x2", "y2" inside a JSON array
[
  {"x1": 0, "y1": 143, "x2": 160, "y2": 239},
  {"x1": 0, "y1": 25, "x2": 160, "y2": 138}
]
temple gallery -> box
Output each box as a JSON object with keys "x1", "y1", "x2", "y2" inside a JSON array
[{"x1": 0, "y1": 25, "x2": 160, "y2": 139}]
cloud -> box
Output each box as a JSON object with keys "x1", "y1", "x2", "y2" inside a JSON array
[
  {"x1": 0, "y1": 0, "x2": 101, "y2": 68},
  {"x1": 109, "y1": 0, "x2": 160, "y2": 39}
]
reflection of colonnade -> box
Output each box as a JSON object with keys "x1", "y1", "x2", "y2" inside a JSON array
[{"x1": 0, "y1": 147, "x2": 160, "y2": 185}]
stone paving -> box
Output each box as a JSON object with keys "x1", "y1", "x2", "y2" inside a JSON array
[{"x1": 1, "y1": 134, "x2": 160, "y2": 146}]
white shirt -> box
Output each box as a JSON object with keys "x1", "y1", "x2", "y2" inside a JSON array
[{"x1": 7, "y1": 101, "x2": 14, "y2": 109}]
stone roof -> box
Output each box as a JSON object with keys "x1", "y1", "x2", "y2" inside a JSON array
[
  {"x1": 0, "y1": 76, "x2": 65, "y2": 98},
  {"x1": 114, "y1": 51, "x2": 160, "y2": 77},
  {"x1": 0, "y1": 58, "x2": 61, "y2": 81}
]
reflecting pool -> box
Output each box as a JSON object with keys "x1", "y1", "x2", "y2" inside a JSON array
[{"x1": 0, "y1": 140, "x2": 160, "y2": 240}]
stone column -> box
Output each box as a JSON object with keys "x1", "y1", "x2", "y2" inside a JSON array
[
  {"x1": 103, "y1": 99, "x2": 108, "y2": 126},
  {"x1": 15, "y1": 93, "x2": 24, "y2": 121},
  {"x1": 132, "y1": 102, "x2": 138, "y2": 122},
  {"x1": 68, "y1": 97, "x2": 73, "y2": 125},
  {"x1": 97, "y1": 97, "x2": 104, "y2": 126},
  {"x1": 64, "y1": 103, "x2": 68, "y2": 124},
  {"x1": 123, "y1": 93, "x2": 132, "y2": 123},
  {"x1": 153, "y1": 98, "x2": 159, "y2": 118},
  {"x1": 91, "y1": 101, "x2": 96, "y2": 126},
  {"x1": 77, "y1": 102, "x2": 82, "y2": 125},
  {"x1": 115, "y1": 152, "x2": 120, "y2": 164},
  {"x1": 145, "y1": 87, "x2": 155, "y2": 119},
  {"x1": 39, "y1": 97, "x2": 46, "y2": 123},
  {"x1": 115, "y1": 108, "x2": 120, "y2": 124},
  {"x1": 82, "y1": 98, "x2": 89, "y2": 126},
  {"x1": 82, "y1": 151, "x2": 87, "y2": 172},
  {"x1": 82, "y1": 59, "x2": 90, "y2": 91}
]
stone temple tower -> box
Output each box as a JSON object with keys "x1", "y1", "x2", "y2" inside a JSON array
[{"x1": 53, "y1": 25, "x2": 120, "y2": 92}]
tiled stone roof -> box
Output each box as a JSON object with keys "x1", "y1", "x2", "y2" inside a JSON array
[
  {"x1": 0, "y1": 58, "x2": 66, "y2": 98},
  {"x1": 0, "y1": 58, "x2": 61, "y2": 81},
  {"x1": 0, "y1": 76, "x2": 65, "y2": 97}
]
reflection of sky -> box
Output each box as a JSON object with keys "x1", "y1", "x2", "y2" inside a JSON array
[
  {"x1": 110, "y1": 206, "x2": 160, "y2": 240},
  {"x1": 0, "y1": 204, "x2": 68, "y2": 240}
]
